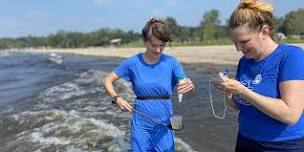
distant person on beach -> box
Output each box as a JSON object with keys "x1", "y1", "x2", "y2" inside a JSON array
[
  {"x1": 103, "y1": 17, "x2": 195, "y2": 152},
  {"x1": 215, "y1": 0, "x2": 304, "y2": 151}
]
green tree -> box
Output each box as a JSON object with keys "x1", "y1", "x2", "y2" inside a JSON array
[
  {"x1": 165, "y1": 17, "x2": 180, "y2": 40},
  {"x1": 200, "y1": 10, "x2": 221, "y2": 41},
  {"x1": 280, "y1": 9, "x2": 304, "y2": 36}
]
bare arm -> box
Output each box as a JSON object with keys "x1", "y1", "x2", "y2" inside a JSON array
[
  {"x1": 103, "y1": 72, "x2": 133, "y2": 112},
  {"x1": 240, "y1": 80, "x2": 304, "y2": 125},
  {"x1": 219, "y1": 79, "x2": 304, "y2": 125}
]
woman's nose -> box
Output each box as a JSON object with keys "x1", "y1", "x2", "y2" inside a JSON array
[
  {"x1": 235, "y1": 43, "x2": 243, "y2": 52},
  {"x1": 155, "y1": 46, "x2": 162, "y2": 52}
]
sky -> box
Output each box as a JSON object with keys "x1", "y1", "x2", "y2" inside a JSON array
[{"x1": 0, "y1": 0, "x2": 303, "y2": 38}]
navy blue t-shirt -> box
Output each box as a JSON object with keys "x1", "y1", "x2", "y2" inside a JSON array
[{"x1": 233, "y1": 44, "x2": 304, "y2": 141}]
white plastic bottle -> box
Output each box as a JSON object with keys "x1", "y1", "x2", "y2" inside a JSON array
[{"x1": 178, "y1": 78, "x2": 186, "y2": 103}]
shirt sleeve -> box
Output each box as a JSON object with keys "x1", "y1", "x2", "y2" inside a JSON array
[
  {"x1": 114, "y1": 58, "x2": 131, "y2": 81},
  {"x1": 279, "y1": 47, "x2": 304, "y2": 82},
  {"x1": 172, "y1": 57, "x2": 186, "y2": 86}
]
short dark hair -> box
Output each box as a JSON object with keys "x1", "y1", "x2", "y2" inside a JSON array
[{"x1": 142, "y1": 17, "x2": 172, "y2": 42}]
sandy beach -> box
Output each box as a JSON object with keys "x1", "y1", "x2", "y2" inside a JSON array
[
  {"x1": 10, "y1": 44, "x2": 304, "y2": 65},
  {"x1": 12, "y1": 45, "x2": 242, "y2": 65},
  {"x1": 12, "y1": 44, "x2": 304, "y2": 65}
]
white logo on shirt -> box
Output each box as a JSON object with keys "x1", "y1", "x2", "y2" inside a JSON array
[{"x1": 252, "y1": 74, "x2": 262, "y2": 84}]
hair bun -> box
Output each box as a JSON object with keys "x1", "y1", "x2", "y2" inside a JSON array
[{"x1": 239, "y1": 0, "x2": 273, "y2": 13}]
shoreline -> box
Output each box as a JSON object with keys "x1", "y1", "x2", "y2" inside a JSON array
[{"x1": 7, "y1": 44, "x2": 304, "y2": 65}]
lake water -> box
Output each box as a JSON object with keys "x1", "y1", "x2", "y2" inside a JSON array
[{"x1": 0, "y1": 50, "x2": 238, "y2": 152}]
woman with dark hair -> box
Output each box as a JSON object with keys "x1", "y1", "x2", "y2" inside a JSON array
[{"x1": 103, "y1": 17, "x2": 195, "y2": 152}]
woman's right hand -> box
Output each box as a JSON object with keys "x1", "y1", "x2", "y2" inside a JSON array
[{"x1": 116, "y1": 97, "x2": 133, "y2": 112}]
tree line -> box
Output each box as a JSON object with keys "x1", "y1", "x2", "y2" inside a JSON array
[{"x1": 0, "y1": 9, "x2": 303, "y2": 49}]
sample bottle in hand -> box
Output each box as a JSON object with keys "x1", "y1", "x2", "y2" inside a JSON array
[{"x1": 178, "y1": 78, "x2": 186, "y2": 103}]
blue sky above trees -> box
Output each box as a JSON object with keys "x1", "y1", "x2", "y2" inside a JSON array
[{"x1": 0, "y1": 0, "x2": 302, "y2": 38}]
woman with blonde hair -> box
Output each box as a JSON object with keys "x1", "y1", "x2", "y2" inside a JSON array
[{"x1": 215, "y1": 0, "x2": 304, "y2": 151}]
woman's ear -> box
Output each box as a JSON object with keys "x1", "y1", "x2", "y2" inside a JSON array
[
  {"x1": 260, "y1": 25, "x2": 270, "y2": 40},
  {"x1": 143, "y1": 41, "x2": 148, "y2": 47}
]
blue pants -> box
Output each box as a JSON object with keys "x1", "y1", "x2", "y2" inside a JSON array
[
  {"x1": 236, "y1": 132, "x2": 304, "y2": 152},
  {"x1": 131, "y1": 100, "x2": 174, "y2": 152}
]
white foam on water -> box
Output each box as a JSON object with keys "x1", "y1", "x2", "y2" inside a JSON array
[
  {"x1": 76, "y1": 70, "x2": 105, "y2": 84},
  {"x1": 88, "y1": 118, "x2": 130, "y2": 151},
  {"x1": 65, "y1": 146, "x2": 102, "y2": 152},
  {"x1": 48, "y1": 53, "x2": 63, "y2": 64},
  {"x1": 116, "y1": 79, "x2": 136, "y2": 100},
  {"x1": 40, "y1": 69, "x2": 108, "y2": 103},
  {"x1": 0, "y1": 50, "x2": 11, "y2": 57},
  {"x1": 83, "y1": 106, "x2": 95, "y2": 112},
  {"x1": 32, "y1": 132, "x2": 70, "y2": 145},
  {"x1": 175, "y1": 138, "x2": 197, "y2": 152},
  {"x1": 24, "y1": 109, "x2": 130, "y2": 152},
  {"x1": 41, "y1": 82, "x2": 83, "y2": 102},
  {"x1": 0, "y1": 106, "x2": 14, "y2": 113}
]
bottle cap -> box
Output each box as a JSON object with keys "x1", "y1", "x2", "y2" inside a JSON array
[{"x1": 224, "y1": 68, "x2": 229, "y2": 76}]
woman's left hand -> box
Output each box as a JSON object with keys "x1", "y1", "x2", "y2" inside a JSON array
[{"x1": 177, "y1": 78, "x2": 195, "y2": 94}]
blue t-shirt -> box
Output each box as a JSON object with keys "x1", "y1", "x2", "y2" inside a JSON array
[
  {"x1": 114, "y1": 53, "x2": 185, "y2": 98},
  {"x1": 233, "y1": 44, "x2": 304, "y2": 141}
]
